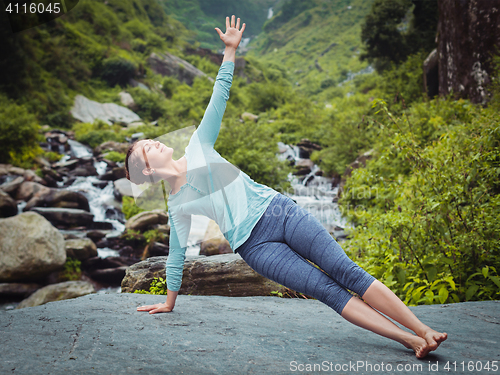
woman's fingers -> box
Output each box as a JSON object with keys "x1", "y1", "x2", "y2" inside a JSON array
[
  {"x1": 137, "y1": 303, "x2": 162, "y2": 311},
  {"x1": 231, "y1": 15, "x2": 235, "y2": 28},
  {"x1": 236, "y1": 17, "x2": 240, "y2": 30},
  {"x1": 226, "y1": 16, "x2": 230, "y2": 30},
  {"x1": 215, "y1": 27, "x2": 223, "y2": 38},
  {"x1": 241, "y1": 23, "x2": 246, "y2": 34}
]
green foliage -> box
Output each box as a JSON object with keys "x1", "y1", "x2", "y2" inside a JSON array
[
  {"x1": 97, "y1": 57, "x2": 136, "y2": 87},
  {"x1": 340, "y1": 97, "x2": 500, "y2": 305},
  {"x1": 103, "y1": 151, "x2": 126, "y2": 163},
  {"x1": 59, "y1": 257, "x2": 82, "y2": 281},
  {"x1": 376, "y1": 52, "x2": 427, "y2": 111},
  {"x1": 128, "y1": 87, "x2": 170, "y2": 122},
  {"x1": 122, "y1": 196, "x2": 146, "y2": 220},
  {"x1": 162, "y1": 0, "x2": 275, "y2": 49},
  {"x1": 216, "y1": 118, "x2": 293, "y2": 192},
  {"x1": 133, "y1": 277, "x2": 168, "y2": 295},
  {"x1": 143, "y1": 229, "x2": 165, "y2": 244},
  {"x1": 73, "y1": 119, "x2": 124, "y2": 149},
  {"x1": 0, "y1": 95, "x2": 42, "y2": 166},
  {"x1": 43, "y1": 151, "x2": 64, "y2": 163},
  {"x1": 360, "y1": 0, "x2": 438, "y2": 72}
]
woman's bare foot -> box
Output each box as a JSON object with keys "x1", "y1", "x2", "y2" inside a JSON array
[
  {"x1": 402, "y1": 335, "x2": 431, "y2": 359},
  {"x1": 419, "y1": 328, "x2": 448, "y2": 351}
]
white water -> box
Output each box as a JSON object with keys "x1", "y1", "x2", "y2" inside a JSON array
[
  {"x1": 267, "y1": 7, "x2": 273, "y2": 19},
  {"x1": 277, "y1": 142, "x2": 349, "y2": 232},
  {"x1": 64, "y1": 140, "x2": 125, "y2": 258}
]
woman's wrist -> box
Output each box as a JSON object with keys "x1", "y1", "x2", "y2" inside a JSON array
[{"x1": 222, "y1": 46, "x2": 237, "y2": 63}]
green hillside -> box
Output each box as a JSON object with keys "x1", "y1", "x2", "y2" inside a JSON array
[
  {"x1": 248, "y1": 0, "x2": 375, "y2": 98},
  {"x1": 160, "y1": 0, "x2": 278, "y2": 50}
]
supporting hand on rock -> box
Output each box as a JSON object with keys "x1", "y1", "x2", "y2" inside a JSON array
[{"x1": 137, "y1": 302, "x2": 173, "y2": 314}]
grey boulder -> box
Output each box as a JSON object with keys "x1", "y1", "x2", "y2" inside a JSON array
[
  {"x1": 124, "y1": 209, "x2": 169, "y2": 232},
  {"x1": 121, "y1": 254, "x2": 285, "y2": 297},
  {"x1": 16, "y1": 280, "x2": 95, "y2": 309},
  {"x1": 65, "y1": 238, "x2": 98, "y2": 261},
  {"x1": 148, "y1": 52, "x2": 212, "y2": 86},
  {"x1": 0, "y1": 212, "x2": 65, "y2": 282},
  {"x1": 30, "y1": 207, "x2": 94, "y2": 228},
  {"x1": 70, "y1": 94, "x2": 141, "y2": 125},
  {"x1": 0, "y1": 190, "x2": 17, "y2": 218}
]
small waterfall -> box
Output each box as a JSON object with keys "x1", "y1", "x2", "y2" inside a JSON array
[
  {"x1": 239, "y1": 37, "x2": 251, "y2": 50},
  {"x1": 65, "y1": 140, "x2": 125, "y2": 243},
  {"x1": 267, "y1": 7, "x2": 273, "y2": 19},
  {"x1": 278, "y1": 142, "x2": 349, "y2": 235},
  {"x1": 65, "y1": 176, "x2": 125, "y2": 234},
  {"x1": 67, "y1": 139, "x2": 92, "y2": 158}
]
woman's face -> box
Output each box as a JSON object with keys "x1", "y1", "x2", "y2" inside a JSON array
[{"x1": 135, "y1": 139, "x2": 174, "y2": 173}]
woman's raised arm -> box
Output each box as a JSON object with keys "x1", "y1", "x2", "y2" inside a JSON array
[{"x1": 196, "y1": 16, "x2": 245, "y2": 147}]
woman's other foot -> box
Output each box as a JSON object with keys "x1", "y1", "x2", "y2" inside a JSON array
[
  {"x1": 403, "y1": 335, "x2": 431, "y2": 359},
  {"x1": 420, "y1": 328, "x2": 448, "y2": 351}
]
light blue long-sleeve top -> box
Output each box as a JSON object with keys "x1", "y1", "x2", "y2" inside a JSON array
[{"x1": 166, "y1": 61, "x2": 278, "y2": 292}]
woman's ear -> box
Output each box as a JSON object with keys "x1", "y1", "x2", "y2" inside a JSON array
[{"x1": 142, "y1": 168, "x2": 156, "y2": 176}]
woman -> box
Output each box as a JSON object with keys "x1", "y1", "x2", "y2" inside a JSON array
[{"x1": 125, "y1": 16, "x2": 447, "y2": 359}]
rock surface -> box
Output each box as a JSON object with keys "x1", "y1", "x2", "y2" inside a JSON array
[
  {"x1": 94, "y1": 141, "x2": 129, "y2": 156},
  {"x1": 0, "y1": 190, "x2": 17, "y2": 218},
  {"x1": 0, "y1": 212, "x2": 66, "y2": 282},
  {"x1": 0, "y1": 295, "x2": 498, "y2": 374},
  {"x1": 148, "y1": 52, "x2": 211, "y2": 86},
  {"x1": 199, "y1": 220, "x2": 232, "y2": 256},
  {"x1": 113, "y1": 178, "x2": 135, "y2": 201},
  {"x1": 121, "y1": 254, "x2": 285, "y2": 296},
  {"x1": 0, "y1": 282, "x2": 41, "y2": 297},
  {"x1": 25, "y1": 188, "x2": 90, "y2": 212},
  {"x1": 65, "y1": 239, "x2": 98, "y2": 261},
  {"x1": 70, "y1": 94, "x2": 141, "y2": 125},
  {"x1": 0, "y1": 175, "x2": 24, "y2": 195},
  {"x1": 124, "y1": 209, "x2": 169, "y2": 232},
  {"x1": 16, "y1": 181, "x2": 51, "y2": 201},
  {"x1": 30, "y1": 207, "x2": 94, "y2": 228},
  {"x1": 16, "y1": 281, "x2": 95, "y2": 309}
]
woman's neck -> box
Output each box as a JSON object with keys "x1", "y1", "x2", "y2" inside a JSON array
[{"x1": 164, "y1": 156, "x2": 187, "y2": 194}]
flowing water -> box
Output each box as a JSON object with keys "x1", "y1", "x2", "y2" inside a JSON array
[
  {"x1": 63, "y1": 140, "x2": 124, "y2": 258},
  {"x1": 277, "y1": 143, "x2": 349, "y2": 234}
]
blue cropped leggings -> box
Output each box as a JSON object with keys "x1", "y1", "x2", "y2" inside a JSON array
[{"x1": 236, "y1": 193, "x2": 376, "y2": 315}]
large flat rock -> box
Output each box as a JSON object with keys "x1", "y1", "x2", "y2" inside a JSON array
[{"x1": 0, "y1": 295, "x2": 498, "y2": 374}]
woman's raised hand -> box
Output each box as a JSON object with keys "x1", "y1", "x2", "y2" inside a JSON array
[{"x1": 215, "y1": 15, "x2": 246, "y2": 50}]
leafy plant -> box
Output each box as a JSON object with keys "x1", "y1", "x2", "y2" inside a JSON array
[
  {"x1": 133, "y1": 277, "x2": 168, "y2": 295},
  {"x1": 270, "y1": 287, "x2": 312, "y2": 299},
  {"x1": 103, "y1": 151, "x2": 126, "y2": 163},
  {"x1": 58, "y1": 257, "x2": 82, "y2": 281},
  {"x1": 0, "y1": 95, "x2": 42, "y2": 166}
]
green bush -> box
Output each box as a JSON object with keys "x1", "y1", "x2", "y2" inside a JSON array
[
  {"x1": 340, "y1": 97, "x2": 500, "y2": 305},
  {"x1": 128, "y1": 87, "x2": 169, "y2": 122},
  {"x1": 103, "y1": 151, "x2": 126, "y2": 163},
  {"x1": 73, "y1": 120, "x2": 125, "y2": 149},
  {"x1": 98, "y1": 57, "x2": 136, "y2": 87},
  {"x1": 58, "y1": 257, "x2": 82, "y2": 281},
  {"x1": 216, "y1": 118, "x2": 292, "y2": 192},
  {"x1": 133, "y1": 277, "x2": 168, "y2": 295},
  {"x1": 0, "y1": 95, "x2": 42, "y2": 167},
  {"x1": 122, "y1": 195, "x2": 145, "y2": 220}
]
